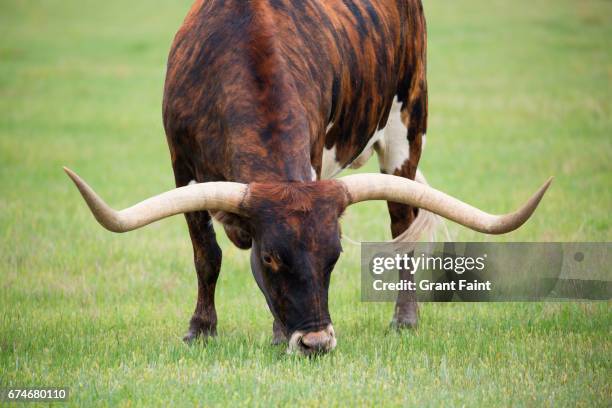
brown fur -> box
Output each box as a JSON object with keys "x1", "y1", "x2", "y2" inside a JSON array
[{"x1": 163, "y1": 0, "x2": 427, "y2": 184}]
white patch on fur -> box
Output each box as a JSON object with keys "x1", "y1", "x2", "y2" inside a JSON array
[
  {"x1": 310, "y1": 166, "x2": 317, "y2": 181},
  {"x1": 377, "y1": 98, "x2": 410, "y2": 174},
  {"x1": 321, "y1": 145, "x2": 343, "y2": 179},
  {"x1": 188, "y1": 179, "x2": 197, "y2": 185},
  {"x1": 321, "y1": 121, "x2": 385, "y2": 179},
  {"x1": 321, "y1": 123, "x2": 342, "y2": 179}
]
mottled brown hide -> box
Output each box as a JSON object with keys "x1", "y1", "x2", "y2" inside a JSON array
[{"x1": 163, "y1": 0, "x2": 427, "y2": 183}]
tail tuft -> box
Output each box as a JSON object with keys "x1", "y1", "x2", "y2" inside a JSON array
[{"x1": 392, "y1": 169, "x2": 450, "y2": 244}]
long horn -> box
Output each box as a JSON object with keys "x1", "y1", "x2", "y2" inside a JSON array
[
  {"x1": 64, "y1": 167, "x2": 247, "y2": 233},
  {"x1": 339, "y1": 174, "x2": 552, "y2": 235}
]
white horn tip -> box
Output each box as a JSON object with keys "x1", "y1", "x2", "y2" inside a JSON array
[
  {"x1": 536, "y1": 176, "x2": 554, "y2": 201},
  {"x1": 494, "y1": 176, "x2": 554, "y2": 234},
  {"x1": 63, "y1": 167, "x2": 91, "y2": 196},
  {"x1": 63, "y1": 166, "x2": 80, "y2": 183}
]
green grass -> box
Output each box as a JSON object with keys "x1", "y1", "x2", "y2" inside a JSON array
[{"x1": 1, "y1": 0, "x2": 611, "y2": 406}]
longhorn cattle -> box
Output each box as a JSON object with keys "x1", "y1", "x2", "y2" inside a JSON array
[{"x1": 65, "y1": 0, "x2": 551, "y2": 355}]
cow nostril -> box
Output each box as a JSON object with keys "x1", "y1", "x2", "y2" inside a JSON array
[
  {"x1": 287, "y1": 327, "x2": 336, "y2": 355},
  {"x1": 299, "y1": 331, "x2": 332, "y2": 354},
  {"x1": 299, "y1": 337, "x2": 321, "y2": 352},
  {"x1": 298, "y1": 337, "x2": 311, "y2": 350}
]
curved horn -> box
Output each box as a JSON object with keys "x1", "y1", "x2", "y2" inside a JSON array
[
  {"x1": 339, "y1": 174, "x2": 552, "y2": 235},
  {"x1": 64, "y1": 167, "x2": 247, "y2": 233}
]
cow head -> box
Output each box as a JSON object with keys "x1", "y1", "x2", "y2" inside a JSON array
[
  {"x1": 64, "y1": 167, "x2": 552, "y2": 355},
  {"x1": 245, "y1": 182, "x2": 348, "y2": 354}
]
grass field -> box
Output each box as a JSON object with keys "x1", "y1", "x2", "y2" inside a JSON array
[{"x1": 1, "y1": 0, "x2": 611, "y2": 406}]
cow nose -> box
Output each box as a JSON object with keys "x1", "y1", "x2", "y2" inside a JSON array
[{"x1": 299, "y1": 326, "x2": 336, "y2": 355}]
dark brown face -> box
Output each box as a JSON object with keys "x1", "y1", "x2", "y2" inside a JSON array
[{"x1": 245, "y1": 181, "x2": 348, "y2": 354}]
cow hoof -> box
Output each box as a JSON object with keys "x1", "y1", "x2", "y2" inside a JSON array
[
  {"x1": 183, "y1": 316, "x2": 217, "y2": 344},
  {"x1": 183, "y1": 330, "x2": 200, "y2": 344},
  {"x1": 390, "y1": 318, "x2": 418, "y2": 331},
  {"x1": 182, "y1": 329, "x2": 216, "y2": 344}
]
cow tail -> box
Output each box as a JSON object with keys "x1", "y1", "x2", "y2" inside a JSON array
[{"x1": 392, "y1": 169, "x2": 450, "y2": 244}]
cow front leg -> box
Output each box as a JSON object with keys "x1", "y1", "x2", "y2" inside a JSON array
[
  {"x1": 183, "y1": 210, "x2": 223, "y2": 343},
  {"x1": 387, "y1": 197, "x2": 420, "y2": 329},
  {"x1": 378, "y1": 155, "x2": 421, "y2": 329},
  {"x1": 388, "y1": 203, "x2": 419, "y2": 329},
  {"x1": 376, "y1": 93, "x2": 426, "y2": 330}
]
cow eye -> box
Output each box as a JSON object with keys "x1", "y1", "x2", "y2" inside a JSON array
[
  {"x1": 262, "y1": 252, "x2": 281, "y2": 270},
  {"x1": 262, "y1": 254, "x2": 273, "y2": 265}
]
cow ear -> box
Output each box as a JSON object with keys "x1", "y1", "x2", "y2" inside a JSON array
[
  {"x1": 214, "y1": 211, "x2": 253, "y2": 249},
  {"x1": 223, "y1": 223, "x2": 253, "y2": 249}
]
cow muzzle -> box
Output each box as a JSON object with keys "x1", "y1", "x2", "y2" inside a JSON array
[{"x1": 287, "y1": 324, "x2": 336, "y2": 356}]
